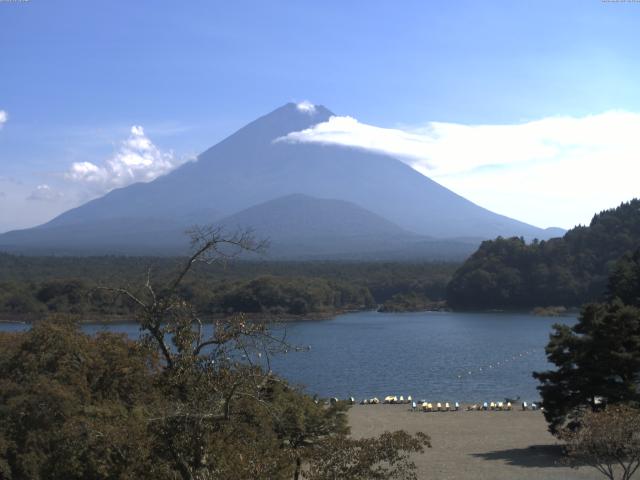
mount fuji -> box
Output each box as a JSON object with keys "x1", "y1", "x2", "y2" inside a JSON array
[{"x1": 0, "y1": 103, "x2": 563, "y2": 258}]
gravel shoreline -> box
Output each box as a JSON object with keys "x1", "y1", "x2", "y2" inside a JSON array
[{"x1": 348, "y1": 404, "x2": 602, "y2": 480}]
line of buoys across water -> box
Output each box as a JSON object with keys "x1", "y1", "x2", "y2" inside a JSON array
[{"x1": 455, "y1": 348, "x2": 542, "y2": 380}]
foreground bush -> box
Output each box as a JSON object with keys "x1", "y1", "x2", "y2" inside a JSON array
[
  {"x1": 560, "y1": 406, "x2": 640, "y2": 480},
  {"x1": 0, "y1": 318, "x2": 164, "y2": 479}
]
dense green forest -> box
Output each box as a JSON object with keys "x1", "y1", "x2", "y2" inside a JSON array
[
  {"x1": 446, "y1": 199, "x2": 640, "y2": 310},
  {"x1": 0, "y1": 255, "x2": 457, "y2": 320}
]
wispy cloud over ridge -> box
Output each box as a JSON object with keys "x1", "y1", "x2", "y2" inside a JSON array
[
  {"x1": 0, "y1": 110, "x2": 7, "y2": 129},
  {"x1": 27, "y1": 184, "x2": 63, "y2": 202},
  {"x1": 280, "y1": 111, "x2": 640, "y2": 228}
]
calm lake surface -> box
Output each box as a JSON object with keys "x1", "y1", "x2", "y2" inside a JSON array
[{"x1": 1, "y1": 311, "x2": 575, "y2": 402}]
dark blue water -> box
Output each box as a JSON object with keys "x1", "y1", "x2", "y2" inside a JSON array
[
  {"x1": 269, "y1": 311, "x2": 575, "y2": 402},
  {"x1": 0, "y1": 311, "x2": 574, "y2": 402}
]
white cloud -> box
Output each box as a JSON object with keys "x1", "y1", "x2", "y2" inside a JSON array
[
  {"x1": 27, "y1": 184, "x2": 64, "y2": 202},
  {"x1": 0, "y1": 110, "x2": 7, "y2": 129},
  {"x1": 279, "y1": 111, "x2": 640, "y2": 229},
  {"x1": 0, "y1": 126, "x2": 190, "y2": 232},
  {"x1": 65, "y1": 125, "x2": 184, "y2": 193},
  {"x1": 296, "y1": 101, "x2": 316, "y2": 114}
]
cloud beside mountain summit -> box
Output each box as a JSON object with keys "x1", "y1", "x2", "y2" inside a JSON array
[{"x1": 281, "y1": 110, "x2": 640, "y2": 228}]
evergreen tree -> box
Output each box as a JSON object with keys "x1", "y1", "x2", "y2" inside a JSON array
[{"x1": 534, "y1": 250, "x2": 640, "y2": 433}]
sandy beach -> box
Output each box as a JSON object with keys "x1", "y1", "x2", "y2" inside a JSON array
[{"x1": 348, "y1": 404, "x2": 602, "y2": 480}]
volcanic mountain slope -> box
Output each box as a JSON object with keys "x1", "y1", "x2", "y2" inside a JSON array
[
  {"x1": 0, "y1": 103, "x2": 561, "y2": 257},
  {"x1": 214, "y1": 193, "x2": 477, "y2": 259}
]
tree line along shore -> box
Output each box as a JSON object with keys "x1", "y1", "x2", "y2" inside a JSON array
[
  {"x1": 0, "y1": 255, "x2": 456, "y2": 321},
  {"x1": 2, "y1": 199, "x2": 639, "y2": 323}
]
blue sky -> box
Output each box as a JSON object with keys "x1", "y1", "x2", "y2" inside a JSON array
[{"x1": 1, "y1": 0, "x2": 640, "y2": 232}]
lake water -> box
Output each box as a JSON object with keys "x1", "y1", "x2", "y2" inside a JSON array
[{"x1": 1, "y1": 311, "x2": 574, "y2": 403}]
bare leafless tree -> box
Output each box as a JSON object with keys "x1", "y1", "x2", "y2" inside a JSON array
[
  {"x1": 560, "y1": 405, "x2": 640, "y2": 480},
  {"x1": 101, "y1": 227, "x2": 292, "y2": 480},
  {"x1": 106, "y1": 226, "x2": 271, "y2": 367}
]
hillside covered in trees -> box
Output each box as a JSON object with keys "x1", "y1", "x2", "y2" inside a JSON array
[{"x1": 446, "y1": 199, "x2": 640, "y2": 310}]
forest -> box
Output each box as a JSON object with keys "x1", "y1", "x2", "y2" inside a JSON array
[
  {"x1": 0, "y1": 254, "x2": 457, "y2": 320},
  {"x1": 446, "y1": 199, "x2": 640, "y2": 310},
  {"x1": 3, "y1": 199, "x2": 640, "y2": 318}
]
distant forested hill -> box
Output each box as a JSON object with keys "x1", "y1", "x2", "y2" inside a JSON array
[{"x1": 446, "y1": 199, "x2": 640, "y2": 310}]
